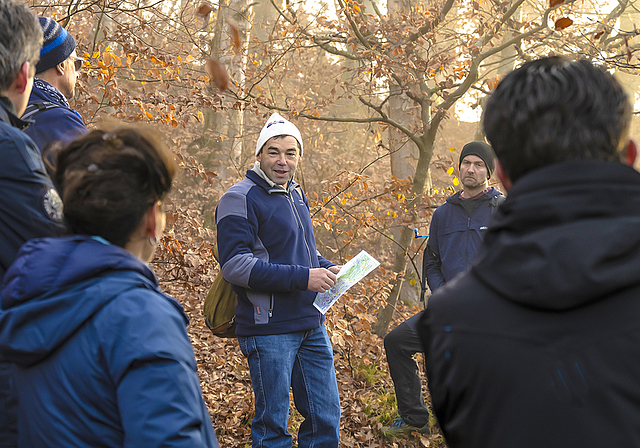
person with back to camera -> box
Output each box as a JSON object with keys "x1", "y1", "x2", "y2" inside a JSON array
[
  {"x1": 0, "y1": 1, "x2": 66, "y2": 446},
  {"x1": 0, "y1": 125, "x2": 219, "y2": 448},
  {"x1": 419, "y1": 56, "x2": 640, "y2": 448}
]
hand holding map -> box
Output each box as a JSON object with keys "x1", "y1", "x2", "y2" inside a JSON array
[{"x1": 313, "y1": 250, "x2": 380, "y2": 314}]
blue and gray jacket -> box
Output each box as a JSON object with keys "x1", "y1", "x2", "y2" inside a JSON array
[
  {"x1": 215, "y1": 169, "x2": 334, "y2": 337},
  {"x1": 424, "y1": 187, "x2": 503, "y2": 292}
]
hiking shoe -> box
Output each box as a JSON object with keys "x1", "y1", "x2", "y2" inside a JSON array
[{"x1": 382, "y1": 417, "x2": 431, "y2": 437}]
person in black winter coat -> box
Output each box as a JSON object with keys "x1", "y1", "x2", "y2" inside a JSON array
[
  {"x1": 383, "y1": 142, "x2": 503, "y2": 436},
  {"x1": 419, "y1": 56, "x2": 640, "y2": 448}
]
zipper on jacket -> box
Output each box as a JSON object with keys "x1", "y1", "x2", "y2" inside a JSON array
[
  {"x1": 466, "y1": 216, "x2": 471, "y2": 267},
  {"x1": 269, "y1": 293, "x2": 273, "y2": 318},
  {"x1": 287, "y1": 190, "x2": 314, "y2": 265}
]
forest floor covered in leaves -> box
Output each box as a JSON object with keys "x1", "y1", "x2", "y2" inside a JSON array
[{"x1": 162, "y1": 280, "x2": 448, "y2": 448}]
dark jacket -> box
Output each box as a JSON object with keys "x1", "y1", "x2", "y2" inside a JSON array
[
  {"x1": 0, "y1": 96, "x2": 66, "y2": 283},
  {"x1": 0, "y1": 236, "x2": 218, "y2": 448},
  {"x1": 424, "y1": 187, "x2": 502, "y2": 292},
  {"x1": 419, "y1": 161, "x2": 640, "y2": 448},
  {"x1": 22, "y1": 79, "x2": 87, "y2": 151},
  {"x1": 215, "y1": 169, "x2": 333, "y2": 336},
  {"x1": 0, "y1": 96, "x2": 65, "y2": 448}
]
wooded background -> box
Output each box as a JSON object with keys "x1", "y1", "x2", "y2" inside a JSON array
[{"x1": 27, "y1": 0, "x2": 640, "y2": 446}]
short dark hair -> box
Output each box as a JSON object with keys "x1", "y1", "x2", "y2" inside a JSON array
[
  {"x1": 51, "y1": 124, "x2": 177, "y2": 247},
  {"x1": 0, "y1": 0, "x2": 42, "y2": 90},
  {"x1": 483, "y1": 57, "x2": 632, "y2": 182}
]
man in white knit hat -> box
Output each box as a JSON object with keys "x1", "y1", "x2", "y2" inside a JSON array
[{"x1": 216, "y1": 113, "x2": 341, "y2": 447}]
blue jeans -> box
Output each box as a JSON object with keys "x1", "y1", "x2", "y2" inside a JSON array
[{"x1": 238, "y1": 325, "x2": 340, "y2": 448}]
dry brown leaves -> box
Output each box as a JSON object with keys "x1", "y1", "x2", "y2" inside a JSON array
[
  {"x1": 204, "y1": 59, "x2": 230, "y2": 92},
  {"x1": 160, "y1": 272, "x2": 447, "y2": 447},
  {"x1": 554, "y1": 17, "x2": 573, "y2": 31}
]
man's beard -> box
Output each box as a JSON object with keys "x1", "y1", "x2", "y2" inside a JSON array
[{"x1": 461, "y1": 176, "x2": 484, "y2": 190}]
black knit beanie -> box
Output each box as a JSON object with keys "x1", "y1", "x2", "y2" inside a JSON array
[
  {"x1": 459, "y1": 141, "x2": 496, "y2": 179},
  {"x1": 36, "y1": 17, "x2": 76, "y2": 74}
]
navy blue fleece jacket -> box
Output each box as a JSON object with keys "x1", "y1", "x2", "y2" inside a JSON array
[
  {"x1": 424, "y1": 187, "x2": 503, "y2": 292},
  {"x1": 215, "y1": 169, "x2": 334, "y2": 336},
  {"x1": 23, "y1": 79, "x2": 87, "y2": 151}
]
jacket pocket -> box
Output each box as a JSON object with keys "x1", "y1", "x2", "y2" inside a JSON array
[{"x1": 246, "y1": 290, "x2": 270, "y2": 324}]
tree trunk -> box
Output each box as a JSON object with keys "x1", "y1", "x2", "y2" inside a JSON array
[
  {"x1": 475, "y1": 6, "x2": 521, "y2": 140},
  {"x1": 616, "y1": 9, "x2": 640, "y2": 157},
  {"x1": 203, "y1": 1, "x2": 250, "y2": 183},
  {"x1": 373, "y1": 108, "x2": 439, "y2": 336}
]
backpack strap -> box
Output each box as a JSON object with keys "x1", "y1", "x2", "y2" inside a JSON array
[
  {"x1": 489, "y1": 193, "x2": 505, "y2": 215},
  {"x1": 21, "y1": 101, "x2": 62, "y2": 121}
]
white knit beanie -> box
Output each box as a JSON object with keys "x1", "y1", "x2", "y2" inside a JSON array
[{"x1": 255, "y1": 113, "x2": 304, "y2": 157}]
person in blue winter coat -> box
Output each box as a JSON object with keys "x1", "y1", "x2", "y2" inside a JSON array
[
  {"x1": 0, "y1": 125, "x2": 219, "y2": 448},
  {"x1": 422, "y1": 143, "x2": 504, "y2": 292},
  {"x1": 22, "y1": 17, "x2": 87, "y2": 152},
  {"x1": 0, "y1": 2, "x2": 66, "y2": 446},
  {"x1": 383, "y1": 142, "x2": 503, "y2": 437},
  {"x1": 216, "y1": 113, "x2": 341, "y2": 447}
]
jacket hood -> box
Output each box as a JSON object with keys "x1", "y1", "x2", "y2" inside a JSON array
[
  {"x1": 0, "y1": 236, "x2": 159, "y2": 366},
  {"x1": 472, "y1": 161, "x2": 640, "y2": 311}
]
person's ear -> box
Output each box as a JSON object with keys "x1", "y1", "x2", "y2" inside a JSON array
[
  {"x1": 15, "y1": 61, "x2": 31, "y2": 94},
  {"x1": 56, "y1": 61, "x2": 65, "y2": 76},
  {"x1": 145, "y1": 202, "x2": 159, "y2": 239},
  {"x1": 495, "y1": 160, "x2": 512, "y2": 193},
  {"x1": 625, "y1": 140, "x2": 637, "y2": 167}
]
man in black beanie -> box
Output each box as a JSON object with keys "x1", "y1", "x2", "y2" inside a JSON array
[
  {"x1": 383, "y1": 141, "x2": 503, "y2": 437},
  {"x1": 22, "y1": 16, "x2": 87, "y2": 151}
]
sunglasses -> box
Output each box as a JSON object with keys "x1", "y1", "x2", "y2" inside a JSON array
[{"x1": 70, "y1": 57, "x2": 84, "y2": 71}]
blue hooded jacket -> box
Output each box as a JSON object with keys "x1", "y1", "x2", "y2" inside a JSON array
[{"x1": 0, "y1": 236, "x2": 218, "y2": 448}]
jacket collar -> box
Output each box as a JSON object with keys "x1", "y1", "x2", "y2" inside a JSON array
[
  {"x1": 0, "y1": 95, "x2": 32, "y2": 130},
  {"x1": 247, "y1": 166, "x2": 298, "y2": 194},
  {"x1": 32, "y1": 78, "x2": 70, "y2": 108},
  {"x1": 447, "y1": 187, "x2": 500, "y2": 205},
  {"x1": 474, "y1": 160, "x2": 640, "y2": 311}
]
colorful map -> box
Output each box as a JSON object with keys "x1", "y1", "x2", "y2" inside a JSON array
[{"x1": 313, "y1": 250, "x2": 380, "y2": 314}]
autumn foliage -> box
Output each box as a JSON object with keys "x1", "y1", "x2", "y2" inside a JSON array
[{"x1": 26, "y1": 0, "x2": 640, "y2": 446}]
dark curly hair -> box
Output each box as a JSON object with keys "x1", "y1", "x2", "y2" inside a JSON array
[{"x1": 49, "y1": 124, "x2": 177, "y2": 247}]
